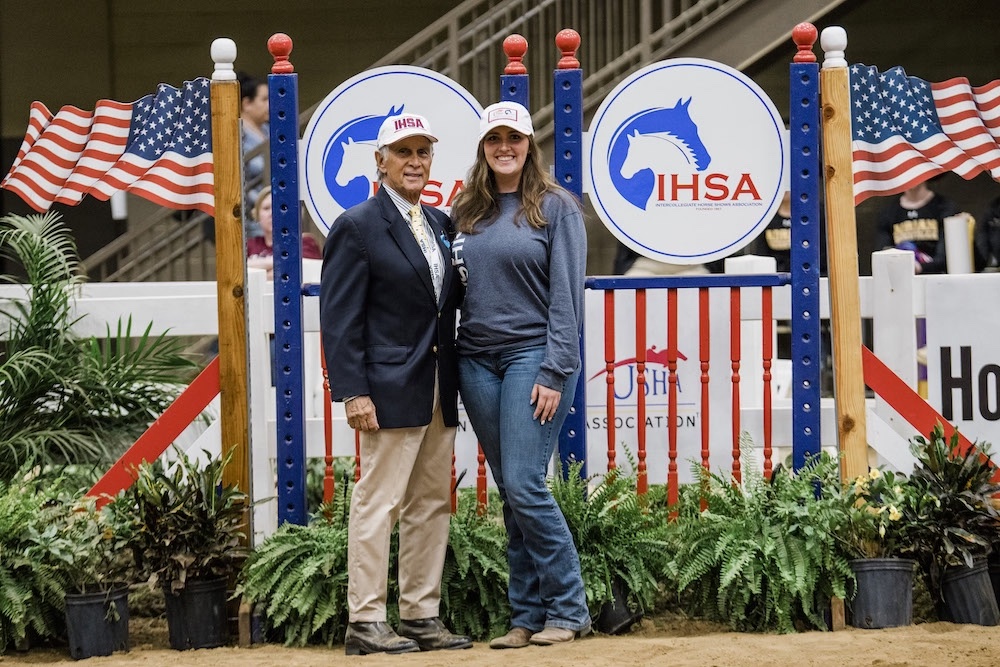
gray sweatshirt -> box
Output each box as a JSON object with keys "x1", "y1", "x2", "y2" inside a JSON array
[{"x1": 452, "y1": 189, "x2": 587, "y2": 391}]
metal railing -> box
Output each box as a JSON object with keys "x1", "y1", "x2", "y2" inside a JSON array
[{"x1": 82, "y1": 0, "x2": 749, "y2": 282}]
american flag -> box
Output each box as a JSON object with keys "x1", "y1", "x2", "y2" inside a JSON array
[
  {"x1": 850, "y1": 64, "x2": 1000, "y2": 204},
  {"x1": 1, "y1": 78, "x2": 214, "y2": 215}
]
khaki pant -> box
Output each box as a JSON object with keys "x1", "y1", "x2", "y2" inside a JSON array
[{"x1": 347, "y1": 380, "x2": 456, "y2": 622}]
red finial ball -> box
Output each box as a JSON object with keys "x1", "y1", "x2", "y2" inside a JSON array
[
  {"x1": 791, "y1": 22, "x2": 818, "y2": 63},
  {"x1": 503, "y1": 34, "x2": 528, "y2": 75},
  {"x1": 555, "y1": 28, "x2": 580, "y2": 70},
  {"x1": 268, "y1": 33, "x2": 294, "y2": 74}
]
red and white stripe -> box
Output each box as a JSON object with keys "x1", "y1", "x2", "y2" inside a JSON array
[
  {"x1": 852, "y1": 78, "x2": 1000, "y2": 204},
  {"x1": 1, "y1": 99, "x2": 214, "y2": 214}
]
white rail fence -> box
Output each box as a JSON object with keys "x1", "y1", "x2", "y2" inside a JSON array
[{"x1": 0, "y1": 251, "x2": 974, "y2": 543}]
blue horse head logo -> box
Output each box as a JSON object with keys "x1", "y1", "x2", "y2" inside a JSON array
[
  {"x1": 608, "y1": 99, "x2": 711, "y2": 210},
  {"x1": 322, "y1": 106, "x2": 404, "y2": 209}
]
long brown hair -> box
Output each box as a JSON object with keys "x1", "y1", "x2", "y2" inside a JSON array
[{"x1": 452, "y1": 134, "x2": 565, "y2": 233}]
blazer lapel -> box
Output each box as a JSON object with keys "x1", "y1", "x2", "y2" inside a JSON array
[{"x1": 379, "y1": 191, "x2": 436, "y2": 302}]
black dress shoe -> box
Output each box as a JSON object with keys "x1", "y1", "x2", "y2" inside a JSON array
[
  {"x1": 397, "y1": 617, "x2": 473, "y2": 651},
  {"x1": 344, "y1": 621, "x2": 420, "y2": 655}
]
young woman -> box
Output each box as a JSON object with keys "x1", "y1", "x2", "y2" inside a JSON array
[
  {"x1": 247, "y1": 186, "x2": 322, "y2": 279},
  {"x1": 450, "y1": 101, "x2": 590, "y2": 648}
]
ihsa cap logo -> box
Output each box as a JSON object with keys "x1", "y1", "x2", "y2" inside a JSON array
[
  {"x1": 301, "y1": 66, "x2": 483, "y2": 234},
  {"x1": 588, "y1": 58, "x2": 787, "y2": 264}
]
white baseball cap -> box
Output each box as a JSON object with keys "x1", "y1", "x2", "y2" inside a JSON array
[
  {"x1": 478, "y1": 101, "x2": 534, "y2": 142},
  {"x1": 376, "y1": 113, "x2": 438, "y2": 149}
]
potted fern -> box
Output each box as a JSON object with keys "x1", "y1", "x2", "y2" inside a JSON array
[
  {"x1": 237, "y1": 474, "x2": 353, "y2": 646},
  {"x1": 839, "y1": 467, "x2": 917, "y2": 629},
  {"x1": 902, "y1": 424, "x2": 1000, "y2": 625},
  {"x1": 239, "y1": 476, "x2": 511, "y2": 646},
  {"x1": 0, "y1": 473, "x2": 66, "y2": 655},
  {"x1": 116, "y1": 448, "x2": 247, "y2": 649},
  {"x1": 664, "y1": 451, "x2": 854, "y2": 633},
  {"x1": 437, "y1": 488, "x2": 510, "y2": 640},
  {"x1": 27, "y1": 494, "x2": 133, "y2": 659},
  {"x1": 549, "y1": 457, "x2": 669, "y2": 634}
]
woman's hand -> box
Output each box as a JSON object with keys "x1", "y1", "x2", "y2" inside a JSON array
[
  {"x1": 247, "y1": 255, "x2": 274, "y2": 280},
  {"x1": 531, "y1": 384, "x2": 561, "y2": 425},
  {"x1": 345, "y1": 396, "x2": 380, "y2": 432}
]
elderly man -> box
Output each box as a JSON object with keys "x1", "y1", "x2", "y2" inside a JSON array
[{"x1": 320, "y1": 113, "x2": 470, "y2": 655}]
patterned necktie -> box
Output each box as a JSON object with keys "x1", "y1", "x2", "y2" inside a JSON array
[{"x1": 408, "y1": 205, "x2": 427, "y2": 244}]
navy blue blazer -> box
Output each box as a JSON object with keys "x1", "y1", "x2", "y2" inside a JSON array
[{"x1": 320, "y1": 187, "x2": 459, "y2": 428}]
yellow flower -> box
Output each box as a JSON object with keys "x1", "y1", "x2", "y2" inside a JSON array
[
  {"x1": 869, "y1": 469, "x2": 881, "y2": 481},
  {"x1": 879, "y1": 524, "x2": 886, "y2": 538},
  {"x1": 893, "y1": 485, "x2": 903, "y2": 495},
  {"x1": 888, "y1": 506, "x2": 902, "y2": 521}
]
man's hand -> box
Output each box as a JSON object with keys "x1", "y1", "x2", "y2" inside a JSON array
[
  {"x1": 531, "y1": 384, "x2": 561, "y2": 425},
  {"x1": 345, "y1": 396, "x2": 380, "y2": 432}
]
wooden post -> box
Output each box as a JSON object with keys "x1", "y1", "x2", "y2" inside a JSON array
[
  {"x1": 819, "y1": 27, "x2": 868, "y2": 483},
  {"x1": 210, "y1": 38, "x2": 251, "y2": 534}
]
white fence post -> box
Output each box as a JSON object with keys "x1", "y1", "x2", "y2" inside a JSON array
[
  {"x1": 247, "y1": 268, "x2": 276, "y2": 544},
  {"x1": 868, "y1": 249, "x2": 919, "y2": 471}
]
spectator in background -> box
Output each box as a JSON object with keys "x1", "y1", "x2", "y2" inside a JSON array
[
  {"x1": 974, "y1": 194, "x2": 1000, "y2": 272},
  {"x1": 612, "y1": 243, "x2": 640, "y2": 275},
  {"x1": 239, "y1": 72, "x2": 269, "y2": 239},
  {"x1": 246, "y1": 186, "x2": 322, "y2": 280},
  {"x1": 874, "y1": 178, "x2": 958, "y2": 274}
]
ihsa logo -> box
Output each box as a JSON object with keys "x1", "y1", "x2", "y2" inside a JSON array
[
  {"x1": 302, "y1": 66, "x2": 483, "y2": 234},
  {"x1": 588, "y1": 58, "x2": 787, "y2": 265}
]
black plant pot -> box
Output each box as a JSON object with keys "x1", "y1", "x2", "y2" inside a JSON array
[
  {"x1": 595, "y1": 576, "x2": 642, "y2": 635},
  {"x1": 64, "y1": 583, "x2": 130, "y2": 660},
  {"x1": 162, "y1": 577, "x2": 229, "y2": 650},
  {"x1": 988, "y1": 552, "x2": 1000, "y2": 608},
  {"x1": 940, "y1": 560, "x2": 1000, "y2": 626},
  {"x1": 848, "y1": 558, "x2": 915, "y2": 629}
]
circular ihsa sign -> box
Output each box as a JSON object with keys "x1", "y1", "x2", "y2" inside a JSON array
[
  {"x1": 587, "y1": 58, "x2": 787, "y2": 264},
  {"x1": 301, "y1": 66, "x2": 483, "y2": 234}
]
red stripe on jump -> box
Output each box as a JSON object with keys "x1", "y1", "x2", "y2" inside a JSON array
[
  {"x1": 861, "y1": 346, "x2": 999, "y2": 481},
  {"x1": 87, "y1": 356, "x2": 221, "y2": 506}
]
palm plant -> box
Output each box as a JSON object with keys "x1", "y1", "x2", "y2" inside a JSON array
[{"x1": 0, "y1": 212, "x2": 197, "y2": 482}]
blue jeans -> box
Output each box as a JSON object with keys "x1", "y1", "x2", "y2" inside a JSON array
[{"x1": 458, "y1": 345, "x2": 589, "y2": 632}]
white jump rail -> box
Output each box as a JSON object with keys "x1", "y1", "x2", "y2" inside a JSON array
[{"x1": 0, "y1": 251, "x2": 934, "y2": 543}]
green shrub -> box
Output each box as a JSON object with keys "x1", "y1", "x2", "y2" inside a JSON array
[
  {"x1": 0, "y1": 474, "x2": 66, "y2": 653},
  {"x1": 665, "y1": 449, "x2": 853, "y2": 633},
  {"x1": 550, "y1": 456, "x2": 671, "y2": 620},
  {"x1": 26, "y1": 494, "x2": 132, "y2": 594},
  {"x1": 438, "y1": 490, "x2": 509, "y2": 639},
  {"x1": 115, "y1": 448, "x2": 247, "y2": 594}
]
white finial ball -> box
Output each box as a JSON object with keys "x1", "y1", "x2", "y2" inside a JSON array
[
  {"x1": 820, "y1": 26, "x2": 848, "y2": 69},
  {"x1": 211, "y1": 38, "x2": 237, "y2": 81},
  {"x1": 820, "y1": 26, "x2": 847, "y2": 53}
]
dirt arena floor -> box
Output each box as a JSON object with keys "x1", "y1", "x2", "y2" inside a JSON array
[{"x1": 5, "y1": 613, "x2": 1000, "y2": 667}]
